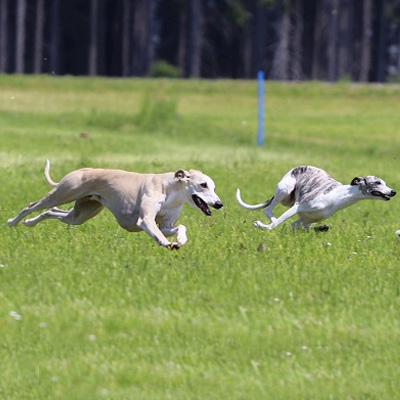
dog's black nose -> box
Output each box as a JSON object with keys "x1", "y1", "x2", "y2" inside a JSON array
[
  {"x1": 391, "y1": 190, "x2": 397, "y2": 197},
  {"x1": 213, "y1": 201, "x2": 223, "y2": 209}
]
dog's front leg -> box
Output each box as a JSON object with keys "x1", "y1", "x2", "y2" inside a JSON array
[
  {"x1": 137, "y1": 216, "x2": 178, "y2": 249},
  {"x1": 290, "y1": 218, "x2": 306, "y2": 230},
  {"x1": 161, "y1": 224, "x2": 187, "y2": 247}
]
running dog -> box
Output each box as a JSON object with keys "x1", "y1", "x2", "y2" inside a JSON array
[
  {"x1": 236, "y1": 166, "x2": 396, "y2": 231},
  {"x1": 8, "y1": 160, "x2": 223, "y2": 249}
]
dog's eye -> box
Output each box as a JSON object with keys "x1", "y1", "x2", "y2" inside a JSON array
[
  {"x1": 200, "y1": 182, "x2": 208, "y2": 189},
  {"x1": 375, "y1": 181, "x2": 381, "y2": 185}
]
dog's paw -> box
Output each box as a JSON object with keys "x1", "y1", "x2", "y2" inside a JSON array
[
  {"x1": 176, "y1": 224, "x2": 187, "y2": 245},
  {"x1": 314, "y1": 225, "x2": 330, "y2": 232},
  {"x1": 7, "y1": 218, "x2": 17, "y2": 227},
  {"x1": 253, "y1": 220, "x2": 273, "y2": 231},
  {"x1": 167, "y1": 242, "x2": 181, "y2": 250}
]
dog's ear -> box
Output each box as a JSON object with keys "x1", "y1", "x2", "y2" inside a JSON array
[
  {"x1": 350, "y1": 177, "x2": 364, "y2": 186},
  {"x1": 174, "y1": 169, "x2": 189, "y2": 181}
]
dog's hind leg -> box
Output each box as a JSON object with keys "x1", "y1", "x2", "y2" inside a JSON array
[
  {"x1": 8, "y1": 176, "x2": 101, "y2": 227},
  {"x1": 263, "y1": 196, "x2": 278, "y2": 221},
  {"x1": 255, "y1": 204, "x2": 299, "y2": 231},
  {"x1": 8, "y1": 199, "x2": 50, "y2": 227},
  {"x1": 8, "y1": 189, "x2": 70, "y2": 227},
  {"x1": 263, "y1": 175, "x2": 296, "y2": 222},
  {"x1": 22, "y1": 197, "x2": 104, "y2": 227},
  {"x1": 22, "y1": 208, "x2": 71, "y2": 227}
]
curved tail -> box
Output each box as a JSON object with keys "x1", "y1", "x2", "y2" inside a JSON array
[
  {"x1": 236, "y1": 188, "x2": 272, "y2": 210},
  {"x1": 44, "y1": 159, "x2": 58, "y2": 187}
]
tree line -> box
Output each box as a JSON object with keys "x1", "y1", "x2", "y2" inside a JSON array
[{"x1": 1, "y1": 0, "x2": 400, "y2": 82}]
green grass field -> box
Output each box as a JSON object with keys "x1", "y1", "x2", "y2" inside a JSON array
[{"x1": 1, "y1": 75, "x2": 400, "y2": 399}]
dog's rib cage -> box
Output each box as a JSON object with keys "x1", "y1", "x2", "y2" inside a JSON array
[{"x1": 291, "y1": 166, "x2": 342, "y2": 203}]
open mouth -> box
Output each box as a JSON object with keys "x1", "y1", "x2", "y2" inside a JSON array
[
  {"x1": 192, "y1": 195, "x2": 212, "y2": 216},
  {"x1": 371, "y1": 190, "x2": 391, "y2": 201}
]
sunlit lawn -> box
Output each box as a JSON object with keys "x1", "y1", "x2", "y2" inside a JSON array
[{"x1": 1, "y1": 75, "x2": 400, "y2": 399}]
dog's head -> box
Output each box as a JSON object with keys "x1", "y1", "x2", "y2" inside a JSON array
[
  {"x1": 350, "y1": 176, "x2": 396, "y2": 201},
  {"x1": 175, "y1": 169, "x2": 223, "y2": 215}
]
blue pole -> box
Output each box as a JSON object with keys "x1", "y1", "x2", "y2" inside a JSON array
[{"x1": 257, "y1": 70, "x2": 264, "y2": 146}]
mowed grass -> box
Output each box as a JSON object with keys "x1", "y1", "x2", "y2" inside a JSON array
[{"x1": 1, "y1": 75, "x2": 400, "y2": 399}]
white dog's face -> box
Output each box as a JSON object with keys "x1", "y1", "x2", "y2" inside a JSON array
[
  {"x1": 175, "y1": 169, "x2": 223, "y2": 215},
  {"x1": 351, "y1": 176, "x2": 397, "y2": 201}
]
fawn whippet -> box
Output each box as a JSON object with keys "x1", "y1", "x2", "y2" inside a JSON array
[{"x1": 8, "y1": 160, "x2": 223, "y2": 249}]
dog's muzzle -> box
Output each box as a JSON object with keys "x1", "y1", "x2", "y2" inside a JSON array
[
  {"x1": 192, "y1": 195, "x2": 223, "y2": 216},
  {"x1": 371, "y1": 189, "x2": 396, "y2": 201},
  {"x1": 213, "y1": 201, "x2": 223, "y2": 209}
]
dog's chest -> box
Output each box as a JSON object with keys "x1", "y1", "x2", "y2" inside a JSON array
[
  {"x1": 297, "y1": 188, "x2": 351, "y2": 221},
  {"x1": 156, "y1": 204, "x2": 182, "y2": 225}
]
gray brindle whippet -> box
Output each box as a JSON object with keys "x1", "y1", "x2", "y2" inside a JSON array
[
  {"x1": 8, "y1": 160, "x2": 223, "y2": 249},
  {"x1": 236, "y1": 166, "x2": 396, "y2": 231}
]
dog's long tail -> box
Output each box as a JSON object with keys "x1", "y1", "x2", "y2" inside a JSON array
[
  {"x1": 44, "y1": 159, "x2": 58, "y2": 187},
  {"x1": 236, "y1": 188, "x2": 272, "y2": 210}
]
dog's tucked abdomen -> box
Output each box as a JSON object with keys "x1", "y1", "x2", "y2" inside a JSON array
[{"x1": 291, "y1": 166, "x2": 342, "y2": 203}]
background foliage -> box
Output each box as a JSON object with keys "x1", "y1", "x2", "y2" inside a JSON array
[{"x1": 2, "y1": 0, "x2": 400, "y2": 81}]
